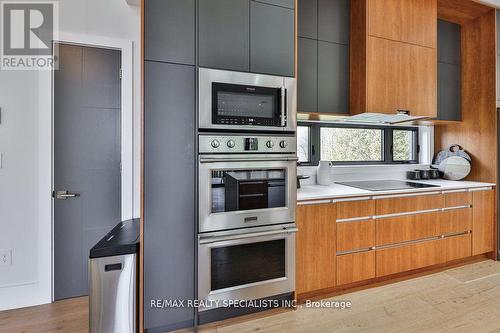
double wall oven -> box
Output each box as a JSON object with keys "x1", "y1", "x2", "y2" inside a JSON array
[{"x1": 197, "y1": 68, "x2": 297, "y2": 312}]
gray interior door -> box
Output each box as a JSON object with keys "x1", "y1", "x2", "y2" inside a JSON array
[{"x1": 54, "y1": 43, "x2": 121, "y2": 300}]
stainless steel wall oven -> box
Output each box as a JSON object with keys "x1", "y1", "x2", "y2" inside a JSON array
[{"x1": 197, "y1": 134, "x2": 297, "y2": 310}]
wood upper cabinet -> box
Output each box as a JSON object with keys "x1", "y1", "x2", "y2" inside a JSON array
[
  {"x1": 365, "y1": 37, "x2": 437, "y2": 117},
  {"x1": 350, "y1": 0, "x2": 437, "y2": 117},
  {"x1": 296, "y1": 203, "x2": 336, "y2": 295},
  {"x1": 472, "y1": 189, "x2": 496, "y2": 255},
  {"x1": 368, "y1": 0, "x2": 437, "y2": 48}
]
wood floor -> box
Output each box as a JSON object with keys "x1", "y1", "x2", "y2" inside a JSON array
[{"x1": 3, "y1": 260, "x2": 500, "y2": 333}]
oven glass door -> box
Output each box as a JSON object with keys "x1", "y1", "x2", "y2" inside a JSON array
[
  {"x1": 211, "y1": 169, "x2": 286, "y2": 213},
  {"x1": 199, "y1": 159, "x2": 296, "y2": 233},
  {"x1": 212, "y1": 83, "x2": 283, "y2": 127},
  {"x1": 198, "y1": 225, "x2": 296, "y2": 311},
  {"x1": 211, "y1": 239, "x2": 285, "y2": 291}
]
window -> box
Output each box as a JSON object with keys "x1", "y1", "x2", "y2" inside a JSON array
[
  {"x1": 297, "y1": 126, "x2": 310, "y2": 163},
  {"x1": 297, "y1": 123, "x2": 419, "y2": 165}
]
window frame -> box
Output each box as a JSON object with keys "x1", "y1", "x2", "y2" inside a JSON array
[{"x1": 297, "y1": 122, "x2": 419, "y2": 166}]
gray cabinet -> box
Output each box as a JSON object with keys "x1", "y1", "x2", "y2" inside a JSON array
[
  {"x1": 318, "y1": 41, "x2": 349, "y2": 113},
  {"x1": 198, "y1": 0, "x2": 249, "y2": 71},
  {"x1": 257, "y1": 0, "x2": 294, "y2": 8},
  {"x1": 437, "y1": 19, "x2": 461, "y2": 121},
  {"x1": 298, "y1": 38, "x2": 318, "y2": 112},
  {"x1": 144, "y1": 61, "x2": 195, "y2": 332},
  {"x1": 298, "y1": 0, "x2": 317, "y2": 39},
  {"x1": 297, "y1": 0, "x2": 350, "y2": 113},
  {"x1": 144, "y1": 0, "x2": 195, "y2": 65},
  {"x1": 318, "y1": 0, "x2": 350, "y2": 44},
  {"x1": 250, "y1": 1, "x2": 295, "y2": 76}
]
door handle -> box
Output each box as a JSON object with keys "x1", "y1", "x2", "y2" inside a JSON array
[{"x1": 54, "y1": 190, "x2": 80, "y2": 200}]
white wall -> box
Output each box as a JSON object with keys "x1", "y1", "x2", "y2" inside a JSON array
[{"x1": 0, "y1": 0, "x2": 140, "y2": 310}]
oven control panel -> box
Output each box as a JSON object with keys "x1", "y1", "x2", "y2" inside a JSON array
[{"x1": 199, "y1": 134, "x2": 297, "y2": 154}]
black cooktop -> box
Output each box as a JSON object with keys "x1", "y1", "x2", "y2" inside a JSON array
[{"x1": 337, "y1": 180, "x2": 440, "y2": 191}]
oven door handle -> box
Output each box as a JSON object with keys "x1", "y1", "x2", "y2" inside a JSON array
[
  {"x1": 280, "y1": 87, "x2": 287, "y2": 127},
  {"x1": 199, "y1": 156, "x2": 298, "y2": 163},
  {"x1": 199, "y1": 227, "x2": 298, "y2": 245}
]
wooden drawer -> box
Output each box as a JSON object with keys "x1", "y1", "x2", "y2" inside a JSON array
[
  {"x1": 375, "y1": 193, "x2": 444, "y2": 215},
  {"x1": 414, "y1": 211, "x2": 441, "y2": 240},
  {"x1": 445, "y1": 233, "x2": 472, "y2": 262},
  {"x1": 376, "y1": 245, "x2": 413, "y2": 276},
  {"x1": 336, "y1": 251, "x2": 376, "y2": 285},
  {"x1": 411, "y1": 239, "x2": 446, "y2": 270},
  {"x1": 376, "y1": 239, "x2": 445, "y2": 277},
  {"x1": 376, "y1": 215, "x2": 414, "y2": 246},
  {"x1": 336, "y1": 199, "x2": 374, "y2": 220},
  {"x1": 376, "y1": 211, "x2": 440, "y2": 246},
  {"x1": 439, "y1": 207, "x2": 472, "y2": 235},
  {"x1": 337, "y1": 219, "x2": 375, "y2": 252},
  {"x1": 444, "y1": 191, "x2": 472, "y2": 207}
]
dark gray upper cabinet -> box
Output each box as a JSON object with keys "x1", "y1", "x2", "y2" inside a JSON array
[
  {"x1": 438, "y1": 62, "x2": 461, "y2": 121},
  {"x1": 250, "y1": 1, "x2": 295, "y2": 76},
  {"x1": 318, "y1": 0, "x2": 350, "y2": 45},
  {"x1": 438, "y1": 20, "x2": 461, "y2": 65},
  {"x1": 298, "y1": 38, "x2": 318, "y2": 112},
  {"x1": 199, "y1": 0, "x2": 249, "y2": 71},
  {"x1": 298, "y1": 0, "x2": 318, "y2": 39},
  {"x1": 318, "y1": 41, "x2": 349, "y2": 113},
  {"x1": 144, "y1": 61, "x2": 195, "y2": 332},
  {"x1": 256, "y1": 0, "x2": 294, "y2": 8},
  {"x1": 437, "y1": 19, "x2": 461, "y2": 121},
  {"x1": 145, "y1": 0, "x2": 195, "y2": 65}
]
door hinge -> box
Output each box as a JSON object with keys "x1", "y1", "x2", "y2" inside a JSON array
[{"x1": 119, "y1": 68, "x2": 123, "y2": 80}]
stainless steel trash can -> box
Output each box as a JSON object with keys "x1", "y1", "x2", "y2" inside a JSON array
[{"x1": 89, "y1": 219, "x2": 140, "y2": 333}]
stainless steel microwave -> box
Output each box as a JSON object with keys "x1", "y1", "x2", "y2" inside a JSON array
[{"x1": 199, "y1": 68, "x2": 296, "y2": 132}]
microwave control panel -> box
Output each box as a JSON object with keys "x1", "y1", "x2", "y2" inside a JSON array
[{"x1": 199, "y1": 134, "x2": 296, "y2": 155}]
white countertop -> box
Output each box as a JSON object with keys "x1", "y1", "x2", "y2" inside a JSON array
[{"x1": 297, "y1": 179, "x2": 496, "y2": 202}]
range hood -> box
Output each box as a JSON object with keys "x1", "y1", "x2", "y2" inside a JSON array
[
  {"x1": 297, "y1": 111, "x2": 431, "y2": 125},
  {"x1": 341, "y1": 112, "x2": 430, "y2": 125}
]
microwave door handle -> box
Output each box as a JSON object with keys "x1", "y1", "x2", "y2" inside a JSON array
[
  {"x1": 280, "y1": 87, "x2": 286, "y2": 127},
  {"x1": 199, "y1": 227, "x2": 298, "y2": 245}
]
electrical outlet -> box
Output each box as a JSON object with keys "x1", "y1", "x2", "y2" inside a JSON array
[{"x1": 0, "y1": 249, "x2": 12, "y2": 266}]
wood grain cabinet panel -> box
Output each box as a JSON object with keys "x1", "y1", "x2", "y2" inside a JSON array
[
  {"x1": 445, "y1": 234, "x2": 472, "y2": 261},
  {"x1": 296, "y1": 203, "x2": 336, "y2": 295},
  {"x1": 440, "y1": 207, "x2": 472, "y2": 235},
  {"x1": 472, "y1": 189, "x2": 496, "y2": 255},
  {"x1": 366, "y1": 37, "x2": 437, "y2": 117},
  {"x1": 337, "y1": 220, "x2": 375, "y2": 252},
  {"x1": 376, "y1": 215, "x2": 415, "y2": 246},
  {"x1": 375, "y1": 193, "x2": 443, "y2": 215},
  {"x1": 444, "y1": 191, "x2": 472, "y2": 207},
  {"x1": 376, "y1": 239, "x2": 445, "y2": 277},
  {"x1": 336, "y1": 251, "x2": 375, "y2": 285},
  {"x1": 336, "y1": 199, "x2": 374, "y2": 220},
  {"x1": 414, "y1": 212, "x2": 441, "y2": 240},
  {"x1": 376, "y1": 245, "x2": 414, "y2": 276},
  {"x1": 368, "y1": 0, "x2": 437, "y2": 48},
  {"x1": 411, "y1": 239, "x2": 446, "y2": 270}
]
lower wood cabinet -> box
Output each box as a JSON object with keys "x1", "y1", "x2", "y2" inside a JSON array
[
  {"x1": 336, "y1": 251, "x2": 375, "y2": 285},
  {"x1": 440, "y1": 207, "x2": 472, "y2": 235},
  {"x1": 296, "y1": 188, "x2": 495, "y2": 295},
  {"x1": 472, "y1": 189, "x2": 496, "y2": 255},
  {"x1": 337, "y1": 220, "x2": 375, "y2": 252},
  {"x1": 296, "y1": 203, "x2": 336, "y2": 295},
  {"x1": 445, "y1": 233, "x2": 472, "y2": 261},
  {"x1": 376, "y1": 238, "x2": 446, "y2": 277}
]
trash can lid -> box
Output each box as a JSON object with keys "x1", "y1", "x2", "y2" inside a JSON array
[{"x1": 89, "y1": 218, "x2": 140, "y2": 258}]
